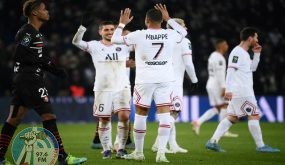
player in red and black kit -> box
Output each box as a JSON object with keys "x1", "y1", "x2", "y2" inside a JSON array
[{"x1": 0, "y1": 0, "x2": 87, "y2": 164}]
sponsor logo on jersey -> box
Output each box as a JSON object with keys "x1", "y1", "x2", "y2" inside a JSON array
[
  {"x1": 105, "y1": 53, "x2": 118, "y2": 60},
  {"x1": 146, "y1": 34, "x2": 168, "y2": 40},
  {"x1": 232, "y1": 56, "x2": 239, "y2": 63},
  {"x1": 145, "y1": 61, "x2": 167, "y2": 65}
]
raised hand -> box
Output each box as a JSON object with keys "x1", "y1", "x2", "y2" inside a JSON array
[
  {"x1": 252, "y1": 42, "x2": 262, "y2": 53},
  {"x1": 154, "y1": 3, "x2": 170, "y2": 21},
  {"x1": 119, "y1": 8, "x2": 134, "y2": 25}
]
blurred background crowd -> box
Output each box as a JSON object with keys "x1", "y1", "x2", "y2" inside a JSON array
[{"x1": 0, "y1": 0, "x2": 284, "y2": 97}]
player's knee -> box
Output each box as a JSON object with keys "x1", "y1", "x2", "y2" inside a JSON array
[
  {"x1": 118, "y1": 112, "x2": 130, "y2": 121},
  {"x1": 100, "y1": 117, "x2": 111, "y2": 123},
  {"x1": 7, "y1": 117, "x2": 22, "y2": 126},
  {"x1": 227, "y1": 115, "x2": 238, "y2": 123},
  {"x1": 41, "y1": 113, "x2": 56, "y2": 121},
  {"x1": 248, "y1": 115, "x2": 260, "y2": 120}
]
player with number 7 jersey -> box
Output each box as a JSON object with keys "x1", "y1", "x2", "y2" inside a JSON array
[{"x1": 111, "y1": 4, "x2": 187, "y2": 163}]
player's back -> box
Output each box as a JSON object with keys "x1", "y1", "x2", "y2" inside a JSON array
[{"x1": 124, "y1": 28, "x2": 183, "y2": 84}]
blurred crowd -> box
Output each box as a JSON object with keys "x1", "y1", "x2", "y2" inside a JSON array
[{"x1": 0, "y1": 0, "x2": 284, "y2": 97}]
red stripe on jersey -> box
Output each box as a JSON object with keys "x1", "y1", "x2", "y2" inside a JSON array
[
  {"x1": 114, "y1": 108, "x2": 130, "y2": 112},
  {"x1": 156, "y1": 103, "x2": 172, "y2": 107},
  {"x1": 159, "y1": 124, "x2": 171, "y2": 128},
  {"x1": 135, "y1": 103, "x2": 150, "y2": 108},
  {"x1": 36, "y1": 44, "x2": 44, "y2": 47},
  {"x1": 134, "y1": 129, "x2": 146, "y2": 133}
]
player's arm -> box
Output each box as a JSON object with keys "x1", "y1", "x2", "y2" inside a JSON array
[
  {"x1": 182, "y1": 39, "x2": 198, "y2": 83},
  {"x1": 155, "y1": 4, "x2": 187, "y2": 37},
  {"x1": 41, "y1": 60, "x2": 67, "y2": 78},
  {"x1": 251, "y1": 43, "x2": 262, "y2": 72},
  {"x1": 225, "y1": 53, "x2": 240, "y2": 100},
  {"x1": 72, "y1": 25, "x2": 89, "y2": 51},
  {"x1": 111, "y1": 8, "x2": 133, "y2": 44}
]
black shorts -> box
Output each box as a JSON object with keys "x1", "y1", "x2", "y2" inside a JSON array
[{"x1": 11, "y1": 73, "x2": 50, "y2": 108}]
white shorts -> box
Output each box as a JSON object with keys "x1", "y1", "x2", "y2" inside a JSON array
[
  {"x1": 133, "y1": 82, "x2": 173, "y2": 108},
  {"x1": 206, "y1": 87, "x2": 225, "y2": 106},
  {"x1": 227, "y1": 97, "x2": 260, "y2": 117},
  {"x1": 170, "y1": 85, "x2": 183, "y2": 111},
  {"x1": 93, "y1": 89, "x2": 131, "y2": 117}
]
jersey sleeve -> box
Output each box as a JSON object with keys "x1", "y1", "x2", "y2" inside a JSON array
[
  {"x1": 122, "y1": 30, "x2": 140, "y2": 46},
  {"x1": 228, "y1": 50, "x2": 242, "y2": 70},
  {"x1": 181, "y1": 38, "x2": 192, "y2": 55}
]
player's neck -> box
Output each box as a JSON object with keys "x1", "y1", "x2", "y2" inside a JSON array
[
  {"x1": 101, "y1": 39, "x2": 112, "y2": 46},
  {"x1": 147, "y1": 23, "x2": 161, "y2": 29},
  {"x1": 28, "y1": 18, "x2": 43, "y2": 31},
  {"x1": 239, "y1": 41, "x2": 250, "y2": 51}
]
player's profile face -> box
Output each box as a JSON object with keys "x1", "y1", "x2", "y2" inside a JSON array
[
  {"x1": 250, "y1": 33, "x2": 258, "y2": 46},
  {"x1": 99, "y1": 25, "x2": 115, "y2": 41},
  {"x1": 36, "y1": 3, "x2": 49, "y2": 21}
]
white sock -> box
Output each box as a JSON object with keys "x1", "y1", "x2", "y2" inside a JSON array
[
  {"x1": 197, "y1": 108, "x2": 219, "y2": 125},
  {"x1": 98, "y1": 121, "x2": 111, "y2": 151},
  {"x1": 248, "y1": 120, "x2": 265, "y2": 148},
  {"x1": 133, "y1": 114, "x2": 147, "y2": 153},
  {"x1": 210, "y1": 118, "x2": 232, "y2": 143},
  {"x1": 168, "y1": 116, "x2": 178, "y2": 149},
  {"x1": 157, "y1": 113, "x2": 171, "y2": 154},
  {"x1": 117, "y1": 121, "x2": 129, "y2": 150},
  {"x1": 219, "y1": 109, "x2": 227, "y2": 122},
  {"x1": 153, "y1": 136, "x2": 159, "y2": 148}
]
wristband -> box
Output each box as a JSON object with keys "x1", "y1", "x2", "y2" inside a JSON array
[{"x1": 118, "y1": 23, "x2": 126, "y2": 29}]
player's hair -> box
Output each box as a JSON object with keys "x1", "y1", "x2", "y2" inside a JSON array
[
  {"x1": 99, "y1": 21, "x2": 115, "y2": 30},
  {"x1": 166, "y1": 18, "x2": 185, "y2": 29},
  {"x1": 214, "y1": 39, "x2": 226, "y2": 49},
  {"x1": 146, "y1": 9, "x2": 162, "y2": 23},
  {"x1": 240, "y1": 27, "x2": 259, "y2": 41},
  {"x1": 23, "y1": 0, "x2": 42, "y2": 17}
]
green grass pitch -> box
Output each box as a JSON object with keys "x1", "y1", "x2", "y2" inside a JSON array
[{"x1": 3, "y1": 122, "x2": 285, "y2": 165}]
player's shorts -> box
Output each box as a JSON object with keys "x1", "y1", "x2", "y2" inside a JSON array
[
  {"x1": 227, "y1": 96, "x2": 260, "y2": 117},
  {"x1": 93, "y1": 88, "x2": 131, "y2": 118},
  {"x1": 206, "y1": 87, "x2": 225, "y2": 106},
  {"x1": 170, "y1": 85, "x2": 183, "y2": 112},
  {"x1": 11, "y1": 73, "x2": 50, "y2": 108},
  {"x1": 133, "y1": 82, "x2": 173, "y2": 108}
]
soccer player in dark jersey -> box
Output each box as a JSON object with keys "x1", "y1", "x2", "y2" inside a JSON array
[{"x1": 0, "y1": 0, "x2": 87, "y2": 164}]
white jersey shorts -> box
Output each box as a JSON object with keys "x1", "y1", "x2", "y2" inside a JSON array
[
  {"x1": 170, "y1": 85, "x2": 183, "y2": 111},
  {"x1": 206, "y1": 87, "x2": 225, "y2": 106},
  {"x1": 227, "y1": 96, "x2": 260, "y2": 117},
  {"x1": 93, "y1": 88, "x2": 131, "y2": 117},
  {"x1": 133, "y1": 82, "x2": 173, "y2": 108}
]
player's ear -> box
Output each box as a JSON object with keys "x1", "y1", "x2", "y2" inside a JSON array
[{"x1": 31, "y1": 10, "x2": 38, "y2": 16}]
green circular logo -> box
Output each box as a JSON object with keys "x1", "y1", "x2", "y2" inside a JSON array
[{"x1": 12, "y1": 127, "x2": 59, "y2": 165}]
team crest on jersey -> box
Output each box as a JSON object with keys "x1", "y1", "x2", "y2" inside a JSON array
[
  {"x1": 116, "y1": 47, "x2": 122, "y2": 51},
  {"x1": 20, "y1": 34, "x2": 31, "y2": 46},
  {"x1": 232, "y1": 56, "x2": 239, "y2": 63},
  {"x1": 219, "y1": 60, "x2": 223, "y2": 65}
]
